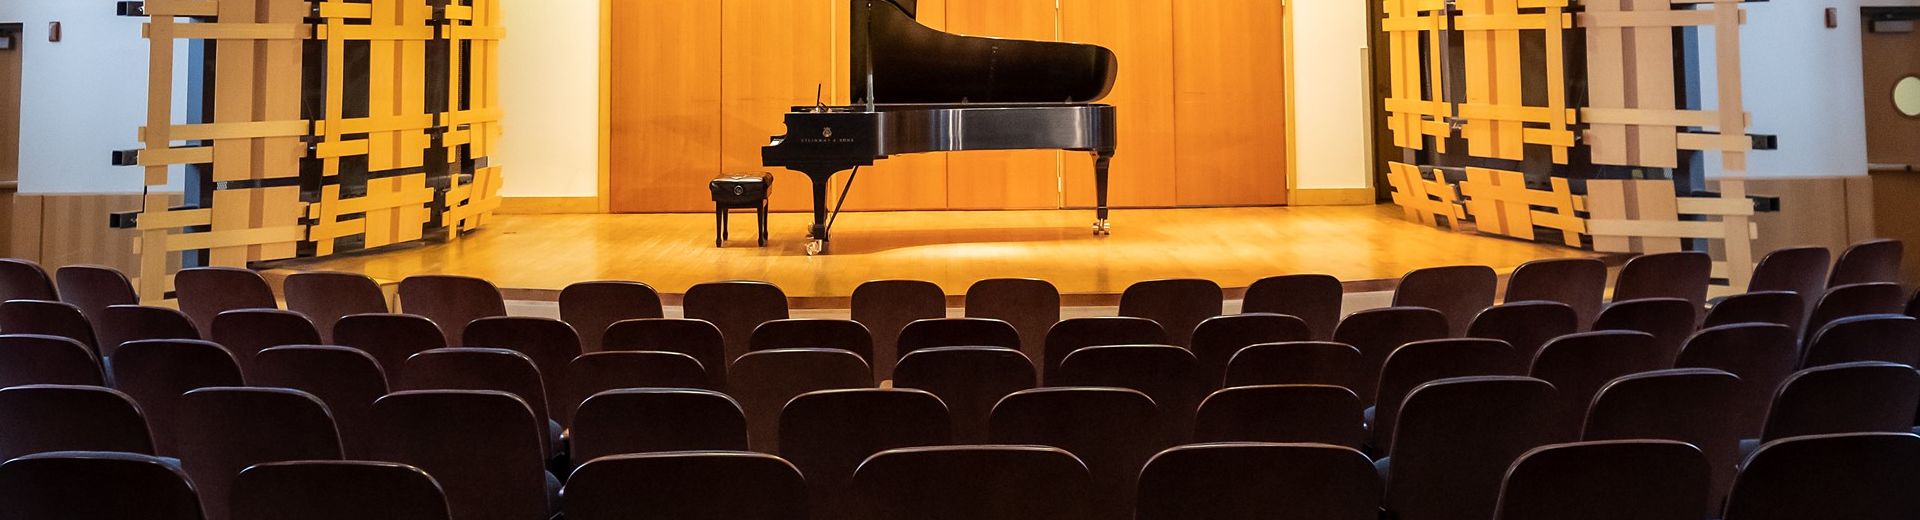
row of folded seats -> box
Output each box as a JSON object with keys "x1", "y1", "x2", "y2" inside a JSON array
[{"x1": 0, "y1": 237, "x2": 1912, "y2": 519}]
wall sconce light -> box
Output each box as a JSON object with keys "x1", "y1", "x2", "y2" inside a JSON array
[{"x1": 48, "y1": 22, "x2": 60, "y2": 42}]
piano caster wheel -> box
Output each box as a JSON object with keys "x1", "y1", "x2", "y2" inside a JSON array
[
  {"x1": 807, "y1": 239, "x2": 828, "y2": 256},
  {"x1": 1092, "y1": 219, "x2": 1112, "y2": 236}
]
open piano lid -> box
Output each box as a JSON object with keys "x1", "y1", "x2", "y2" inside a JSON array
[{"x1": 850, "y1": 0, "x2": 1119, "y2": 105}]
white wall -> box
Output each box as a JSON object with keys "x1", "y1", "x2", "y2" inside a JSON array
[
  {"x1": 495, "y1": 0, "x2": 600, "y2": 198},
  {"x1": 1290, "y1": 0, "x2": 1373, "y2": 191},
  {"x1": 1, "y1": 1, "x2": 184, "y2": 194}
]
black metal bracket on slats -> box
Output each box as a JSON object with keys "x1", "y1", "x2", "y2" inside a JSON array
[
  {"x1": 1750, "y1": 134, "x2": 1779, "y2": 151},
  {"x1": 111, "y1": 149, "x2": 140, "y2": 167},
  {"x1": 116, "y1": 2, "x2": 146, "y2": 17},
  {"x1": 109, "y1": 211, "x2": 140, "y2": 229}
]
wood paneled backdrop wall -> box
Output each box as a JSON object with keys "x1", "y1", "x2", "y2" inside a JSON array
[{"x1": 609, "y1": 0, "x2": 1287, "y2": 213}]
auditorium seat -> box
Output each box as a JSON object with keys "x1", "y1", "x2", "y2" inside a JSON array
[
  {"x1": 1755, "y1": 361, "x2": 1920, "y2": 446},
  {"x1": 97, "y1": 304, "x2": 199, "y2": 358},
  {"x1": 54, "y1": 265, "x2": 138, "y2": 341},
  {"x1": 1504, "y1": 258, "x2": 1607, "y2": 330},
  {"x1": 1380, "y1": 377, "x2": 1558, "y2": 520},
  {"x1": 1371, "y1": 338, "x2": 1517, "y2": 452},
  {"x1": 850, "y1": 445, "x2": 1093, "y2": 520},
  {"x1": 1136, "y1": 443, "x2": 1382, "y2": 520},
  {"x1": 1054, "y1": 344, "x2": 1203, "y2": 443},
  {"x1": 895, "y1": 317, "x2": 1022, "y2": 361},
  {"x1": 850, "y1": 279, "x2": 945, "y2": 382},
  {"x1": 603, "y1": 318, "x2": 729, "y2": 389},
  {"x1": 1675, "y1": 324, "x2": 1799, "y2": 439},
  {"x1": 0, "y1": 451, "x2": 202, "y2": 520},
  {"x1": 1118, "y1": 278, "x2": 1224, "y2": 347},
  {"x1": 1611, "y1": 251, "x2": 1711, "y2": 311},
  {"x1": 283, "y1": 271, "x2": 389, "y2": 344},
  {"x1": 0, "y1": 334, "x2": 102, "y2": 387},
  {"x1": 1802, "y1": 314, "x2": 1920, "y2": 368},
  {"x1": 0, "y1": 300, "x2": 98, "y2": 357},
  {"x1": 0, "y1": 385, "x2": 155, "y2": 460},
  {"x1": 561, "y1": 350, "x2": 709, "y2": 425},
  {"x1": 989, "y1": 387, "x2": 1159, "y2": 520},
  {"x1": 1702, "y1": 291, "x2": 1804, "y2": 337},
  {"x1": 1723, "y1": 432, "x2": 1920, "y2": 520},
  {"x1": 1242, "y1": 273, "x2": 1344, "y2": 341},
  {"x1": 1746, "y1": 246, "x2": 1832, "y2": 322},
  {"x1": 1223, "y1": 341, "x2": 1366, "y2": 391},
  {"x1": 370, "y1": 390, "x2": 553, "y2": 520},
  {"x1": 210, "y1": 309, "x2": 320, "y2": 375},
  {"x1": 1828, "y1": 239, "x2": 1903, "y2": 288},
  {"x1": 231, "y1": 461, "x2": 452, "y2": 520},
  {"x1": 1529, "y1": 331, "x2": 1666, "y2": 440},
  {"x1": 397, "y1": 274, "x2": 507, "y2": 346},
  {"x1": 250, "y1": 345, "x2": 388, "y2": 459},
  {"x1": 175, "y1": 266, "x2": 278, "y2": 336},
  {"x1": 728, "y1": 348, "x2": 871, "y2": 453},
  {"x1": 400, "y1": 348, "x2": 557, "y2": 458},
  {"x1": 1592, "y1": 298, "x2": 1696, "y2": 364},
  {"x1": 1194, "y1": 385, "x2": 1366, "y2": 448},
  {"x1": 1803, "y1": 282, "x2": 1907, "y2": 344},
  {"x1": 570, "y1": 388, "x2": 749, "y2": 463},
  {"x1": 0, "y1": 258, "x2": 57, "y2": 302},
  {"x1": 892, "y1": 346, "x2": 1036, "y2": 443},
  {"x1": 1393, "y1": 265, "x2": 1497, "y2": 337},
  {"x1": 334, "y1": 313, "x2": 447, "y2": 388},
  {"x1": 1333, "y1": 306, "x2": 1449, "y2": 404},
  {"x1": 964, "y1": 278, "x2": 1060, "y2": 363},
  {"x1": 111, "y1": 339, "x2": 244, "y2": 456},
  {"x1": 1041, "y1": 316, "x2": 1167, "y2": 381},
  {"x1": 564, "y1": 451, "x2": 807, "y2": 520},
  {"x1": 779, "y1": 388, "x2": 952, "y2": 520},
  {"x1": 684, "y1": 280, "x2": 789, "y2": 366},
  {"x1": 463, "y1": 316, "x2": 583, "y2": 416},
  {"x1": 1583, "y1": 368, "x2": 1743, "y2": 509},
  {"x1": 1189, "y1": 313, "x2": 1311, "y2": 391},
  {"x1": 750, "y1": 318, "x2": 876, "y2": 368},
  {"x1": 174, "y1": 387, "x2": 343, "y2": 520},
  {"x1": 558, "y1": 280, "x2": 664, "y2": 354},
  {"x1": 1491, "y1": 440, "x2": 1709, "y2": 520},
  {"x1": 1467, "y1": 301, "x2": 1578, "y2": 372}
]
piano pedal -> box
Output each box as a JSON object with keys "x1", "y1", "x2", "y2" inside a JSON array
[{"x1": 1092, "y1": 219, "x2": 1112, "y2": 236}]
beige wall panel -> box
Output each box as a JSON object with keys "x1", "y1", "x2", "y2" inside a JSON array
[
  {"x1": 1711, "y1": 177, "x2": 1852, "y2": 259},
  {"x1": 609, "y1": 0, "x2": 723, "y2": 213},
  {"x1": 1871, "y1": 172, "x2": 1920, "y2": 287},
  {"x1": 33, "y1": 194, "x2": 146, "y2": 275},
  {"x1": 1172, "y1": 0, "x2": 1288, "y2": 206},
  {"x1": 0, "y1": 191, "x2": 15, "y2": 259},
  {"x1": 943, "y1": 0, "x2": 1062, "y2": 210},
  {"x1": 9, "y1": 193, "x2": 40, "y2": 262},
  {"x1": 721, "y1": 0, "x2": 838, "y2": 213},
  {"x1": 1061, "y1": 0, "x2": 1177, "y2": 209}
]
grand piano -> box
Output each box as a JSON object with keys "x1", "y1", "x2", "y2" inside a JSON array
[{"x1": 762, "y1": 0, "x2": 1119, "y2": 255}]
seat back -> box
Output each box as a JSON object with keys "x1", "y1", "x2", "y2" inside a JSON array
[
  {"x1": 1195, "y1": 385, "x2": 1366, "y2": 448},
  {"x1": 1373, "y1": 338, "x2": 1518, "y2": 451},
  {"x1": 1804, "y1": 282, "x2": 1908, "y2": 344},
  {"x1": 780, "y1": 389, "x2": 952, "y2": 519},
  {"x1": 684, "y1": 280, "x2": 789, "y2": 366},
  {"x1": 283, "y1": 272, "x2": 388, "y2": 344},
  {"x1": 1223, "y1": 341, "x2": 1366, "y2": 391},
  {"x1": 1243, "y1": 274, "x2": 1344, "y2": 341},
  {"x1": 396, "y1": 274, "x2": 506, "y2": 346},
  {"x1": 1583, "y1": 368, "x2": 1743, "y2": 509},
  {"x1": 1118, "y1": 278, "x2": 1224, "y2": 347},
  {"x1": 54, "y1": 265, "x2": 138, "y2": 340},
  {"x1": 0, "y1": 451, "x2": 202, "y2": 520},
  {"x1": 0, "y1": 300, "x2": 97, "y2": 355},
  {"x1": 1383, "y1": 376, "x2": 1558, "y2": 520},
  {"x1": 1675, "y1": 323, "x2": 1798, "y2": 438},
  {"x1": 564, "y1": 451, "x2": 807, "y2": 520},
  {"x1": 850, "y1": 446, "x2": 1093, "y2": 520},
  {"x1": 1333, "y1": 307, "x2": 1450, "y2": 404},
  {"x1": 0, "y1": 334, "x2": 101, "y2": 386},
  {"x1": 561, "y1": 350, "x2": 708, "y2": 426},
  {"x1": 1747, "y1": 246, "x2": 1832, "y2": 320},
  {"x1": 1136, "y1": 443, "x2": 1382, "y2": 520},
  {"x1": 1723, "y1": 433, "x2": 1920, "y2": 520},
  {"x1": 0, "y1": 258, "x2": 56, "y2": 301},
  {"x1": 370, "y1": 390, "x2": 549, "y2": 520},
  {"x1": 175, "y1": 267, "x2": 277, "y2": 335},
  {"x1": 1829, "y1": 239, "x2": 1903, "y2": 287},
  {"x1": 1055, "y1": 344, "x2": 1202, "y2": 443},
  {"x1": 603, "y1": 318, "x2": 730, "y2": 389},
  {"x1": 231, "y1": 461, "x2": 451, "y2": 520},
  {"x1": 990, "y1": 387, "x2": 1159, "y2": 520},
  {"x1": 0, "y1": 385, "x2": 153, "y2": 460},
  {"x1": 97, "y1": 304, "x2": 199, "y2": 358},
  {"x1": 728, "y1": 348, "x2": 871, "y2": 453},
  {"x1": 1467, "y1": 301, "x2": 1578, "y2": 368},
  {"x1": 1393, "y1": 265, "x2": 1497, "y2": 336},
  {"x1": 964, "y1": 278, "x2": 1061, "y2": 365},
  {"x1": 1190, "y1": 313, "x2": 1311, "y2": 391},
  {"x1": 110, "y1": 339, "x2": 244, "y2": 456},
  {"x1": 1592, "y1": 298, "x2": 1696, "y2": 364},
  {"x1": 400, "y1": 348, "x2": 554, "y2": 456},
  {"x1": 1702, "y1": 291, "x2": 1805, "y2": 337},
  {"x1": 1492, "y1": 440, "x2": 1709, "y2": 520},
  {"x1": 1803, "y1": 314, "x2": 1920, "y2": 368},
  {"x1": 558, "y1": 280, "x2": 664, "y2": 353},
  {"x1": 210, "y1": 309, "x2": 320, "y2": 374},
  {"x1": 751, "y1": 318, "x2": 876, "y2": 367},
  {"x1": 1041, "y1": 316, "x2": 1167, "y2": 381},
  {"x1": 570, "y1": 388, "x2": 749, "y2": 462},
  {"x1": 251, "y1": 345, "x2": 389, "y2": 459},
  {"x1": 850, "y1": 279, "x2": 945, "y2": 381},
  {"x1": 896, "y1": 317, "x2": 1022, "y2": 360},
  {"x1": 1505, "y1": 258, "x2": 1607, "y2": 329},
  {"x1": 1761, "y1": 361, "x2": 1920, "y2": 442},
  {"x1": 893, "y1": 346, "x2": 1036, "y2": 443},
  {"x1": 1612, "y1": 252, "x2": 1711, "y2": 309},
  {"x1": 175, "y1": 388, "x2": 343, "y2": 520},
  {"x1": 334, "y1": 313, "x2": 447, "y2": 388},
  {"x1": 1529, "y1": 331, "x2": 1666, "y2": 439},
  {"x1": 462, "y1": 316, "x2": 582, "y2": 404}
]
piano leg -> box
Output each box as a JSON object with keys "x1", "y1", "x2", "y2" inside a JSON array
[
  {"x1": 1092, "y1": 152, "x2": 1113, "y2": 236},
  {"x1": 806, "y1": 173, "x2": 833, "y2": 255}
]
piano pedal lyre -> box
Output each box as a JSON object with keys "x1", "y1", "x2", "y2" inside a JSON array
[{"x1": 1092, "y1": 219, "x2": 1112, "y2": 236}]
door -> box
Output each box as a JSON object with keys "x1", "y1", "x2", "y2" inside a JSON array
[
  {"x1": 0, "y1": 23, "x2": 22, "y2": 258},
  {"x1": 1862, "y1": 8, "x2": 1920, "y2": 286}
]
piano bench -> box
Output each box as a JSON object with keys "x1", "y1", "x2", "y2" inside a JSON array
[{"x1": 710, "y1": 173, "x2": 773, "y2": 248}]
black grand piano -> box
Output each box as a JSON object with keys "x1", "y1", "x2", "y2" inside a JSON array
[{"x1": 762, "y1": 0, "x2": 1119, "y2": 255}]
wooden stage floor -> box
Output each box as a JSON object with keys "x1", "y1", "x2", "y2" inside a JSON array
[{"x1": 272, "y1": 205, "x2": 1598, "y2": 307}]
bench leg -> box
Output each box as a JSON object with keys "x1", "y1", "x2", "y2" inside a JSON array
[{"x1": 715, "y1": 206, "x2": 726, "y2": 248}]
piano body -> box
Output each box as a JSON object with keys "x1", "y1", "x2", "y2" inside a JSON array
[{"x1": 762, "y1": 0, "x2": 1120, "y2": 254}]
